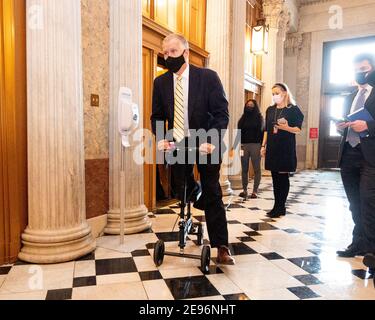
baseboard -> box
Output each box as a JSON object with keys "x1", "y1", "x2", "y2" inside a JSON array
[{"x1": 87, "y1": 214, "x2": 107, "y2": 239}]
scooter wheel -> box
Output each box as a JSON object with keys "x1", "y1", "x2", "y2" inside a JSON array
[
  {"x1": 153, "y1": 240, "x2": 165, "y2": 267},
  {"x1": 197, "y1": 224, "x2": 204, "y2": 246},
  {"x1": 201, "y1": 245, "x2": 211, "y2": 274}
]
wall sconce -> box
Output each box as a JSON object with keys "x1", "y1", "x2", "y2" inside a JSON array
[{"x1": 251, "y1": 19, "x2": 269, "y2": 55}]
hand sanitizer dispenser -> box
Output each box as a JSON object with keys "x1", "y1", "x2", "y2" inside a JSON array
[{"x1": 118, "y1": 87, "x2": 140, "y2": 148}]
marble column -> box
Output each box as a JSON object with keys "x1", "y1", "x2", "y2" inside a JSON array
[
  {"x1": 104, "y1": 0, "x2": 151, "y2": 234},
  {"x1": 261, "y1": 0, "x2": 290, "y2": 113},
  {"x1": 19, "y1": 0, "x2": 96, "y2": 264},
  {"x1": 206, "y1": 0, "x2": 233, "y2": 196},
  {"x1": 228, "y1": 0, "x2": 247, "y2": 191}
]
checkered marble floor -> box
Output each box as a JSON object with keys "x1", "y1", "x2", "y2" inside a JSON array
[{"x1": 1, "y1": 171, "x2": 374, "y2": 300}]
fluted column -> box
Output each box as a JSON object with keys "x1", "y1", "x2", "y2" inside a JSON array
[
  {"x1": 104, "y1": 0, "x2": 151, "y2": 234},
  {"x1": 206, "y1": 0, "x2": 233, "y2": 196},
  {"x1": 228, "y1": 0, "x2": 247, "y2": 190},
  {"x1": 19, "y1": 0, "x2": 96, "y2": 264},
  {"x1": 261, "y1": 0, "x2": 290, "y2": 112}
]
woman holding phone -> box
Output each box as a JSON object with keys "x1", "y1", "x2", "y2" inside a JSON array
[{"x1": 261, "y1": 83, "x2": 304, "y2": 218}]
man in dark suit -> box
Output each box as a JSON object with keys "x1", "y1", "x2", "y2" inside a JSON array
[
  {"x1": 361, "y1": 70, "x2": 375, "y2": 271},
  {"x1": 336, "y1": 54, "x2": 375, "y2": 259},
  {"x1": 151, "y1": 34, "x2": 235, "y2": 265}
]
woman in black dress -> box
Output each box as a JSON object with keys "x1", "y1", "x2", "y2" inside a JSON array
[{"x1": 261, "y1": 83, "x2": 304, "y2": 218}]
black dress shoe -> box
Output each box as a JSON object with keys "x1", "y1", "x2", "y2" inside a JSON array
[
  {"x1": 267, "y1": 208, "x2": 286, "y2": 218},
  {"x1": 363, "y1": 253, "x2": 375, "y2": 268},
  {"x1": 337, "y1": 247, "x2": 366, "y2": 258}
]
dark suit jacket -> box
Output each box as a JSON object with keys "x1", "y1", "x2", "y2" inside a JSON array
[
  {"x1": 338, "y1": 87, "x2": 375, "y2": 167},
  {"x1": 151, "y1": 64, "x2": 229, "y2": 150}
]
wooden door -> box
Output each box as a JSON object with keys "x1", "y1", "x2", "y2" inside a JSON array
[{"x1": 0, "y1": 0, "x2": 27, "y2": 265}]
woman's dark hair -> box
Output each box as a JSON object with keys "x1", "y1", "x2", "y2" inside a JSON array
[
  {"x1": 244, "y1": 99, "x2": 261, "y2": 114},
  {"x1": 238, "y1": 99, "x2": 263, "y2": 130}
]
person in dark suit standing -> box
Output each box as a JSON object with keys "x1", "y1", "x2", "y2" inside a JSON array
[
  {"x1": 336, "y1": 54, "x2": 375, "y2": 259},
  {"x1": 151, "y1": 34, "x2": 235, "y2": 265}
]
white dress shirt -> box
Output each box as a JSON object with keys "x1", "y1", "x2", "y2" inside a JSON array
[{"x1": 173, "y1": 65, "x2": 190, "y2": 136}]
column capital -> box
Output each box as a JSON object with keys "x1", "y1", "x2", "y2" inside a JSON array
[
  {"x1": 285, "y1": 32, "x2": 303, "y2": 56},
  {"x1": 277, "y1": 8, "x2": 291, "y2": 42},
  {"x1": 263, "y1": 0, "x2": 285, "y2": 29}
]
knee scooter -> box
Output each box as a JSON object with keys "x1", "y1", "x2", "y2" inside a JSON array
[{"x1": 153, "y1": 147, "x2": 211, "y2": 274}]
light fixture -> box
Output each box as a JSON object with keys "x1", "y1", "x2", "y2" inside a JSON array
[{"x1": 251, "y1": 19, "x2": 269, "y2": 55}]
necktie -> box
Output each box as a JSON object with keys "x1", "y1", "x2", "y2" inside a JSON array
[
  {"x1": 347, "y1": 88, "x2": 367, "y2": 148},
  {"x1": 173, "y1": 76, "x2": 185, "y2": 143}
]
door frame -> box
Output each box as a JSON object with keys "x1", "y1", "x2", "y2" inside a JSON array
[{"x1": 0, "y1": 0, "x2": 27, "y2": 265}]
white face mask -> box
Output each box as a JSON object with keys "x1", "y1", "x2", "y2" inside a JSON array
[{"x1": 273, "y1": 94, "x2": 284, "y2": 105}]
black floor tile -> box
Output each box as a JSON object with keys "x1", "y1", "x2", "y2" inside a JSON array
[
  {"x1": 205, "y1": 266, "x2": 224, "y2": 275},
  {"x1": 73, "y1": 276, "x2": 97, "y2": 288},
  {"x1": 146, "y1": 243, "x2": 155, "y2": 249},
  {"x1": 283, "y1": 229, "x2": 301, "y2": 234},
  {"x1": 245, "y1": 223, "x2": 278, "y2": 231},
  {"x1": 155, "y1": 232, "x2": 180, "y2": 242},
  {"x1": 131, "y1": 250, "x2": 151, "y2": 257},
  {"x1": 76, "y1": 252, "x2": 95, "y2": 261},
  {"x1": 139, "y1": 271, "x2": 163, "y2": 281},
  {"x1": 228, "y1": 204, "x2": 245, "y2": 209},
  {"x1": 46, "y1": 288, "x2": 72, "y2": 300},
  {"x1": 289, "y1": 256, "x2": 322, "y2": 274},
  {"x1": 223, "y1": 293, "x2": 250, "y2": 300},
  {"x1": 261, "y1": 252, "x2": 284, "y2": 260},
  {"x1": 288, "y1": 286, "x2": 320, "y2": 300},
  {"x1": 165, "y1": 276, "x2": 220, "y2": 300},
  {"x1": 95, "y1": 258, "x2": 138, "y2": 276},
  {"x1": 228, "y1": 243, "x2": 257, "y2": 255},
  {"x1": 236, "y1": 236, "x2": 255, "y2": 242},
  {"x1": 155, "y1": 208, "x2": 177, "y2": 215},
  {"x1": 294, "y1": 274, "x2": 322, "y2": 286},
  {"x1": 228, "y1": 220, "x2": 242, "y2": 225},
  {"x1": 243, "y1": 231, "x2": 262, "y2": 237},
  {"x1": 0, "y1": 266, "x2": 12, "y2": 275}
]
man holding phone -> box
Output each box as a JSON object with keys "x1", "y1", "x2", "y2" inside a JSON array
[{"x1": 336, "y1": 54, "x2": 375, "y2": 260}]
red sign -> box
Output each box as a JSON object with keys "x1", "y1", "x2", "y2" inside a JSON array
[{"x1": 310, "y1": 128, "x2": 319, "y2": 140}]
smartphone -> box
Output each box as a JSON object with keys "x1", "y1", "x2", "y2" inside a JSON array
[{"x1": 331, "y1": 117, "x2": 349, "y2": 124}]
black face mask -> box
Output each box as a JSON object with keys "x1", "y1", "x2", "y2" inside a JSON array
[
  {"x1": 366, "y1": 71, "x2": 375, "y2": 87},
  {"x1": 245, "y1": 106, "x2": 254, "y2": 113},
  {"x1": 355, "y1": 71, "x2": 369, "y2": 85},
  {"x1": 165, "y1": 51, "x2": 186, "y2": 73}
]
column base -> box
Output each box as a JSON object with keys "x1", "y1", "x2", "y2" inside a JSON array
[
  {"x1": 104, "y1": 205, "x2": 152, "y2": 235},
  {"x1": 220, "y1": 179, "x2": 233, "y2": 196},
  {"x1": 18, "y1": 223, "x2": 96, "y2": 264},
  {"x1": 229, "y1": 175, "x2": 243, "y2": 190}
]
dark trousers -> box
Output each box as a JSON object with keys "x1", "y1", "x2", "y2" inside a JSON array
[
  {"x1": 341, "y1": 143, "x2": 375, "y2": 252},
  {"x1": 171, "y1": 156, "x2": 228, "y2": 249},
  {"x1": 241, "y1": 143, "x2": 262, "y2": 194},
  {"x1": 271, "y1": 172, "x2": 290, "y2": 213}
]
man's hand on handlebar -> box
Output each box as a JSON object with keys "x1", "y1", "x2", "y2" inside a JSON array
[
  {"x1": 199, "y1": 143, "x2": 216, "y2": 155},
  {"x1": 157, "y1": 140, "x2": 174, "y2": 151},
  {"x1": 158, "y1": 140, "x2": 216, "y2": 155}
]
